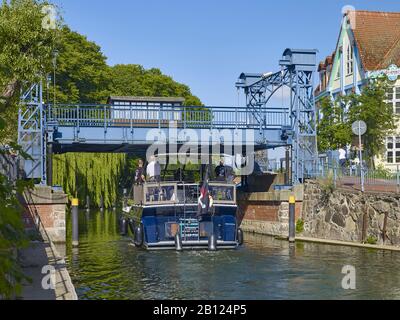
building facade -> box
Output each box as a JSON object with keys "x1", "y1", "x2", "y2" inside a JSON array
[{"x1": 315, "y1": 10, "x2": 400, "y2": 171}]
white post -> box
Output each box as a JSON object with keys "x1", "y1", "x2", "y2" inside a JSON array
[{"x1": 358, "y1": 122, "x2": 365, "y2": 192}]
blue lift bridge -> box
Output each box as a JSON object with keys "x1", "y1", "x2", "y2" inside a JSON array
[{"x1": 18, "y1": 48, "x2": 318, "y2": 186}]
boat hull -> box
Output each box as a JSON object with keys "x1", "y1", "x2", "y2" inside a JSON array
[
  {"x1": 145, "y1": 240, "x2": 238, "y2": 250},
  {"x1": 129, "y1": 204, "x2": 242, "y2": 251}
]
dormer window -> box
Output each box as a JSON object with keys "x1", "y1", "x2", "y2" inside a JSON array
[{"x1": 346, "y1": 43, "x2": 354, "y2": 75}]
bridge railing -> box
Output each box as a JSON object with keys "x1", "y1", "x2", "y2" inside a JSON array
[{"x1": 47, "y1": 104, "x2": 290, "y2": 129}]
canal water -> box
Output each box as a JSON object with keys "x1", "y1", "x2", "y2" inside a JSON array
[{"x1": 62, "y1": 210, "x2": 400, "y2": 300}]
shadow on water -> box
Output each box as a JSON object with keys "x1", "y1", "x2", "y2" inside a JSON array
[{"x1": 60, "y1": 210, "x2": 400, "y2": 300}]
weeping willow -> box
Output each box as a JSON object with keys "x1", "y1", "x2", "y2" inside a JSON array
[{"x1": 53, "y1": 153, "x2": 126, "y2": 208}]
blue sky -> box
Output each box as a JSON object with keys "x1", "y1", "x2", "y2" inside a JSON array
[{"x1": 53, "y1": 0, "x2": 399, "y2": 106}]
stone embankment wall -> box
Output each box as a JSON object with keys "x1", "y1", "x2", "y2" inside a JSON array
[{"x1": 302, "y1": 181, "x2": 400, "y2": 246}]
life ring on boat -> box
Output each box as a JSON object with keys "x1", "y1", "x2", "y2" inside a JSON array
[
  {"x1": 237, "y1": 228, "x2": 244, "y2": 246},
  {"x1": 134, "y1": 223, "x2": 144, "y2": 247}
]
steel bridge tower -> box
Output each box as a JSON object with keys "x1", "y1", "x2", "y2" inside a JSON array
[
  {"x1": 236, "y1": 49, "x2": 318, "y2": 184},
  {"x1": 18, "y1": 83, "x2": 48, "y2": 185}
]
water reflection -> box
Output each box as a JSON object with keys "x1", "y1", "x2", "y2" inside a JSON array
[{"x1": 63, "y1": 210, "x2": 400, "y2": 300}]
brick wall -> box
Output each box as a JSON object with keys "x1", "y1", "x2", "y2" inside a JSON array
[
  {"x1": 239, "y1": 201, "x2": 281, "y2": 222},
  {"x1": 238, "y1": 200, "x2": 302, "y2": 223},
  {"x1": 22, "y1": 186, "x2": 68, "y2": 243},
  {"x1": 25, "y1": 204, "x2": 53, "y2": 228}
]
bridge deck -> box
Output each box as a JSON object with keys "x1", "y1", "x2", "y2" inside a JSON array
[
  {"x1": 45, "y1": 104, "x2": 292, "y2": 152},
  {"x1": 48, "y1": 104, "x2": 290, "y2": 129}
]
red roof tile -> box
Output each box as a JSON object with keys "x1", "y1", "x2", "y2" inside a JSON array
[{"x1": 347, "y1": 10, "x2": 400, "y2": 70}]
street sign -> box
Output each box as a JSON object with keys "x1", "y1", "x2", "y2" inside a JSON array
[
  {"x1": 352, "y1": 120, "x2": 367, "y2": 136},
  {"x1": 351, "y1": 120, "x2": 367, "y2": 193}
]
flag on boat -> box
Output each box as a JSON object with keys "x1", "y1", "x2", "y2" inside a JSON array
[{"x1": 197, "y1": 166, "x2": 212, "y2": 217}]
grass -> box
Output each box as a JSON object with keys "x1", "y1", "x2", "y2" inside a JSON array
[
  {"x1": 366, "y1": 236, "x2": 378, "y2": 245},
  {"x1": 317, "y1": 172, "x2": 336, "y2": 194},
  {"x1": 296, "y1": 219, "x2": 304, "y2": 234}
]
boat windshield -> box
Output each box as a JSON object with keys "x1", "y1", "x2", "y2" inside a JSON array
[{"x1": 132, "y1": 182, "x2": 236, "y2": 206}]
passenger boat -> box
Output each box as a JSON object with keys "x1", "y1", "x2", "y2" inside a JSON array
[{"x1": 120, "y1": 159, "x2": 244, "y2": 251}]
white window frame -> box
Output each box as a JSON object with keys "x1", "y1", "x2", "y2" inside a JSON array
[
  {"x1": 346, "y1": 44, "x2": 353, "y2": 76},
  {"x1": 387, "y1": 86, "x2": 400, "y2": 115},
  {"x1": 386, "y1": 136, "x2": 400, "y2": 164},
  {"x1": 384, "y1": 87, "x2": 400, "y2": 164}
]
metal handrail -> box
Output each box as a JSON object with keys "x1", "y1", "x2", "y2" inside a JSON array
[
  {"x1": 47, "y1": 103, "x2": 289, "y2": 110},
  {"x1": 47, "y1": 104, "x2": 290, "y2": 129}
]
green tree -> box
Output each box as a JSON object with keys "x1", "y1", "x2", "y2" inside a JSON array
[
  {"x1": 0, "y1": 0, "x2": 59, "y2": 142},
  {"x1": 48, "y1": 26, "x2": 110, "y2": 104},
  {"x1": 317, "y1": 79, "x2": 396, "y2": 168},
  {"x1": 345, "y1": 79, "x2": 395, "y2": 167},
  {"x1": 0, "y1": 0, "x2": 58, "y2": 299},
  {"x1": 317, "y1": 96, "x2": 352, "y2": 152},
  {"x1": 0, "y1": 157, "x2": 30, "y2": 298},
  {"x1": 53, "y1": 153, "x2": 125, "y2": 208},
  {"x1": 109, "y1": 64, "x2": 202, "y2": 106}
]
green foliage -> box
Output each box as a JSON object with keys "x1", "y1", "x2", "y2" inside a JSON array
[
  {"x1": 0, "y1": 0, "x2": 57, "y2": 300},
  {"x1": 53, "y1": 153, "x2": 125, "y2": 208},
  {"x1": 345, "y1": 80, "x2": 396, "y2": 167},
  {"x1": 371, "y1": 164, "x2": 395, "y2": 180},
  {"x1": 47, "y1": 26, "x2": 110, "y2": 104},
  {"x1": 317, "y1": 80, "x2": 396, "y2": 168},
  {"x1": 317, "y1": 96, "x2": 352, "y2": 152},
  {"x1": 366, "y1": 235, "x2": 378, "y2": 245},
  {"x1": 0, "y1": 106, "x2": 18, "y2": 142},
  {"x1": 108, "y1": 64, "x2": 202, "y2": 106},
  {"x1": 0, "y1": 0, "x2": 59, "y2": 142},
  {"x1": 317, "y1": 171, "x2": 336, "y2": 194},
  {"x1": 0, "y1": 0, "x2": 58, "y2": 91},
  {"x1": 0, "y1": 149, "x2": 32, "y2": 299},
  {"x1": 296, "y1": 219, "x2": 304, "y2": 234}
]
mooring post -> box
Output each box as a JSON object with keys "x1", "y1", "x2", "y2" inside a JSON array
[
  {"x1": 86, "y1": 194, "x2": 90, "y2": 212},
  {"x1": 289, "y1": 195, "x2": 296, "y2": 243},
  {"x1": 72, "y1": 198, "x2": 79, "y2": 247},
  {"x1": 47, "y1": 143, "x2": 53, "y2": 187},
  {"x1": 100, "y1": 195, "x2": 104, "y2": 211}
]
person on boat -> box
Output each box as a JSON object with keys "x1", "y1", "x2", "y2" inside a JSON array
[
  {"x1": 147, "y1": 155, "x2": 161, "y2": 182},
  {"x1": 134, "y1": 159, "x2": 146, "y2": 185},
  {"x1": 215, "y1": 159, "x2": 226, "y2": 181},
  {"x1": 224, "y1": 158, "x2": 235, "y2": 183}
]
